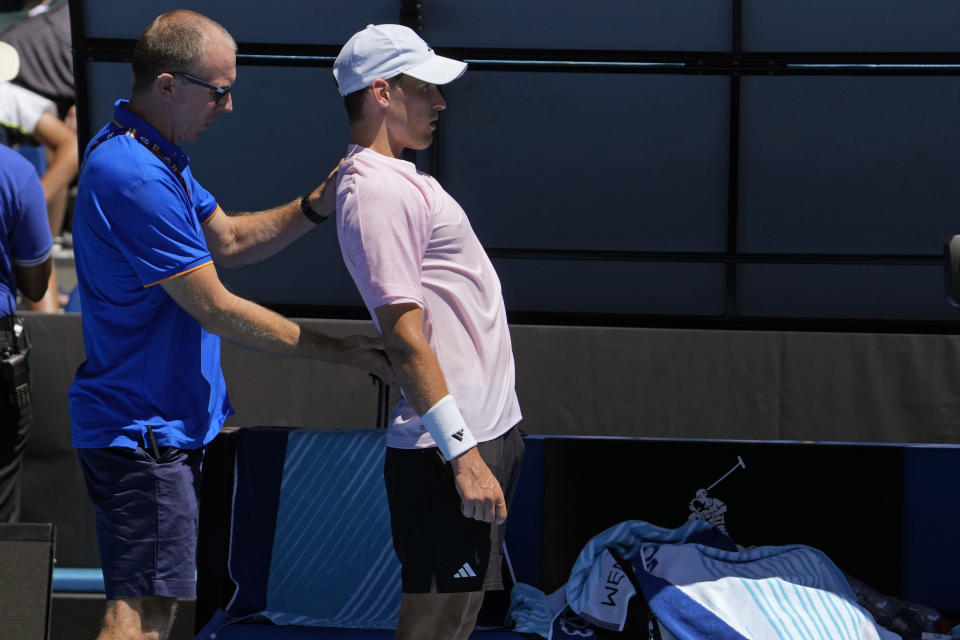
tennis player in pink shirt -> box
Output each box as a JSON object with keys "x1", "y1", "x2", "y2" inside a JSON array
[{"x1": 333, "y1": 24, "x2": 525, "y2": 640}]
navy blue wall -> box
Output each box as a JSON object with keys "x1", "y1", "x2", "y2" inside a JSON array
[{"x1": 70, "y1": 1, "x2": 960, "y2": 329}]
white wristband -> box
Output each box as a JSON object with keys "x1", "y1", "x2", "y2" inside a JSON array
[{"x1": 421, "y1": 395, "x2": 477, "y2": 460}]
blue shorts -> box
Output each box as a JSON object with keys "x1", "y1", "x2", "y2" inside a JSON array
[{"x1": 77, "y1": 444, "x2": 203, "y2": 600}]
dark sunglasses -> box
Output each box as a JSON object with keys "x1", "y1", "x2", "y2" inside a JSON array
[{"x1": 170, "y1": 71, "x2": 231, "y2": 103}]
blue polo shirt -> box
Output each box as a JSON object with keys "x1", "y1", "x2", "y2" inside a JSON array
[
  {"x1": 69, "y1": 100, "x2": 233, "y2": 449},
  {"x1": 0, "y1": 144, "x2": 52, "y2": 316}
]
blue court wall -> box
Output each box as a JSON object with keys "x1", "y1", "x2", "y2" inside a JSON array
[{"x1": 69, "y1": 0, "x2": 960, "y2": 329}]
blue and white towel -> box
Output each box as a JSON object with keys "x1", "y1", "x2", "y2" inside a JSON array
[
  {"x1": 195, "y1": 429, "x2": 402, "y2": 640},
  {"x1": 634, "y1": 542, "x2": 898, "y2": 640},
  {"x1": 509, "y1": 520, "x2": 900, "y2": 640},
  {"x1": 261, "y1": 430, "x2": 401, "y2": 628}
]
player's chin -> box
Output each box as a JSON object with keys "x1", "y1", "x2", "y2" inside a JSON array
[{"x1": 412, "y1": 133, "x2": 436, "y2": 150}]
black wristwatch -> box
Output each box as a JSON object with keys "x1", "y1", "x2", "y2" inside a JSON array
[{"x1": 300, "y1": 194, "x2": 327, "y2": 225}]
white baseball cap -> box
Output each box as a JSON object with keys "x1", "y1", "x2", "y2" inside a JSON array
[
  {"x1": 0, "y1": 41, "x2": 19, "y2": 83},
  {"x1": 333, "y1": 24, "x2": 466, "y2": 97}
]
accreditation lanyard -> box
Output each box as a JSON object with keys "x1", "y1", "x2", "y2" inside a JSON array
[{"x1": 86, "y1": 119, "x2": 191, "y2": 197}]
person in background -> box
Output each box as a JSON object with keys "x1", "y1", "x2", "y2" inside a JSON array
[
  {"x1": 0, "y1": 1, "x2": 73, "y2": 115},
  {"x1": 0, "y1": 0, "x2": 77, "y2": 247},
  {"x1": 0, "y1": 142, "x2": 53, "y2": 523},
  {"x1": 69, "y1": 10, "x2": 393, "y2": 640},
  {"x1": 0, "y1": 39, "x2": 76, "y2": 311}
]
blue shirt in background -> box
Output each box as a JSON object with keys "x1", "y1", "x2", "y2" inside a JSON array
[
  {"x1": 69, "y1": 99, "x2": 233, "y2": 450},
  {"x1": 0, "y1": 144, "x2": 53, "y2": 316}
]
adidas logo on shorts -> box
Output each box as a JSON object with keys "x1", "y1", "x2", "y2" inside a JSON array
[
  {"x1": 453, "y1": 562, "x2": 476, "y2": 579},
  {"x1": 451, "y1": 429, "x2": 464, "y2": 442}
]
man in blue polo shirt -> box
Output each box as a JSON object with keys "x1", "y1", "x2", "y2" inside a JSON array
[
  {"x1": 0, "y1": 143, "x2": 53, "y2": 524},
  {"x1": 69, "y1": 10, "x2": 392, "y2": 640}
]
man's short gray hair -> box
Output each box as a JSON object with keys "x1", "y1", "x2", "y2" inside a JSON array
[{"x1": 131, "y1": 9, "x2": 236, "y2": 94}]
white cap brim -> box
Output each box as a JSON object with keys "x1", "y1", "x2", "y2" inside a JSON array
[
  {"x1": 0, "y1": 41, "x2": 19, "y2": 83},
  {"x1": 403, "y1": 54, "x2": 467, "y2": 87}
]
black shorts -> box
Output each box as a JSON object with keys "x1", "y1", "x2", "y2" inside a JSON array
[{"x1": 384, "y1": 426, "x2": 524, "y2": 594}]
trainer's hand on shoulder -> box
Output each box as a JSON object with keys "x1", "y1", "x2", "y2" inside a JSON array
[
  {"x1": 305, "y1": 158, "x2": 344, "y2": 220},
  {"x1": 451, "y1": 447, "x2": 507, "y2": 524}
]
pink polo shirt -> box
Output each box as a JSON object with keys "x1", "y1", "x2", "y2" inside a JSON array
[{"x1": 336, "y1": 145, "x2": 521, "y2": 449}]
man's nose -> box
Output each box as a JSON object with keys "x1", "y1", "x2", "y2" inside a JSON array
[{"x1": 432, "y1": 86, "x2": 446, "y2": 110}]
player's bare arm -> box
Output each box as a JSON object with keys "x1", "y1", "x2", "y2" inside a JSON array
[{"x1": 375, "y1": 302, "x2": 507, "y2": 524}]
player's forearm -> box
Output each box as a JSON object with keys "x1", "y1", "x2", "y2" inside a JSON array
[
  {"x1": 391, "y1": 341, "x2": 490, "y2": 466},
  {"x1": 376, "y1": 304, "x2": 451, "y2": 415},
  {"x1": 383, "y1": 337, "x2": 450, "y2": 416},
  {"x1": 378, "y1": 306, "x2": 483, "y2": 461}
]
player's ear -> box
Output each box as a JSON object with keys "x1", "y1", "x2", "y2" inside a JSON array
[{"x1": 370, "y1": 78, "x2": 391, "y2": 106}]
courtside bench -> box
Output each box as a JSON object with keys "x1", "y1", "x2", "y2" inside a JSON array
[
  {"x1": 194, "y1": 428, "x2": 543, "y2": 639},
  {"x1": 194, "y1": 429, "x2": 960, "y2": 638}
]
